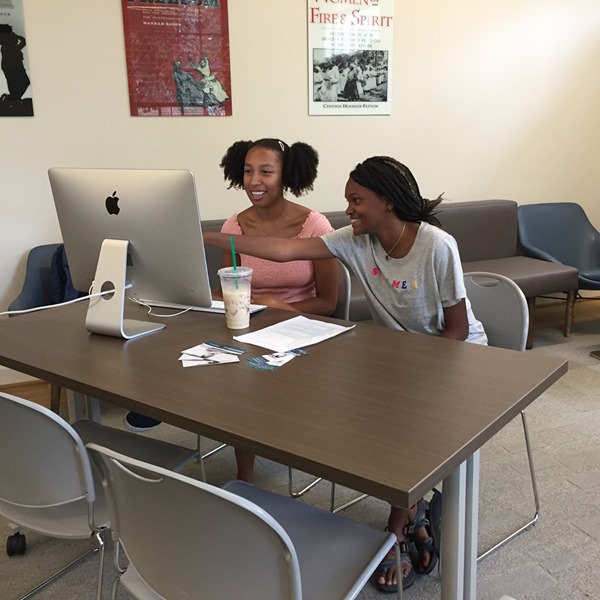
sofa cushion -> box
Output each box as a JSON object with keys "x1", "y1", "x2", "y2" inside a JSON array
[
  {"x1": 462, "y1": 257, "x2": 579, "y2": 298},
  {"x1": 437, "y1": 199, "x2": 519, "y2": 262}
]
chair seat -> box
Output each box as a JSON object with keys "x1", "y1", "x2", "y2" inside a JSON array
[
  {"x1": 462, "y1": 256, "x2": 578, "y2": 299},
  {"x1": 73, "y1": 420, "x2": 199, "y2": 472},
  {"x1": 580, "y1": 268, "x2": 600, "y2": 284},
  {"x1": 88, "y1": 445, "x2": 399, "y2": 600},
  {"x1": 223, "y1": 480, "x2": 395, "y2": 600}
]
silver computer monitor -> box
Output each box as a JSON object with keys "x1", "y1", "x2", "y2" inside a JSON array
[{"x1": 48, "y1": 167, "x2": 212, "y2": 339}]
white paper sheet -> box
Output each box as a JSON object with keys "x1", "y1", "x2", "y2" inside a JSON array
[{"x1": 233, "y1": 315, "x2": 355, "y2": 352}]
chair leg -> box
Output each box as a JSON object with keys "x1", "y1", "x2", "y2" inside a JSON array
[
  {"x1": 288, "y1": 467, "x2": 323, "y2": 498},
  {"x1": 110, "y1": 574, "x2": 120, "y2": 600},
  {"x1": 394, "y1": 539, "x2": 403, "y2": 600},
  {"x1": 332, "y1": 484, "x2": 368, "y2": 513},
  {"x1": 202, "y1": 442, "x2": 227, "y2": 460},
  {"x1": 526, "y1": 297, "x2": 536, "y2": 349},
  {"x1": 477, "y1": 410, "x2": 539, "y2": 562},
  {"x1": 18, "y1": 531, "x2": 105, "y2": 600},
  {"x1": 287, "y1": 472, "x2": 368, "y2": 512},
  {"x1": 327, "y1": 482, "x2": 368, "y2": 513},
  {"x1": 94, "y1": 532, "x2": 105, "y2": 600},
  {"x1": 197, "y1": 436, "x2": 227, "y2": 482},
  {"x1": 563, "y1": 290, "x2": 576, "y2": 338}
]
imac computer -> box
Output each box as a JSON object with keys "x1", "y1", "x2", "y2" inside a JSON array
[{"x1": 48, "y1": 167, "x2": 213, "y2": 340}]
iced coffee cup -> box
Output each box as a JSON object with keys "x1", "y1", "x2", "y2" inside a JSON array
[{"x1": 217, "y1": 266, "x2": 253, "y2": 329}]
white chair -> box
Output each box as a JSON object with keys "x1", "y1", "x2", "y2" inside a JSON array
[
  {"x1": 199, "y1": 261, "x2": 354, "y2": 497},
  {"x1": 87, "y1": 442, "x2": 401, "y2": 600},
  {"x1": 0, "y1": 391, "x2": 199, "y2": 600},
  {"x1": 288, "y1": 260, "x2": 352, "y2": 502},
  {"x1": 463, "y1": 272, "x2": 540, "y2": 562}
]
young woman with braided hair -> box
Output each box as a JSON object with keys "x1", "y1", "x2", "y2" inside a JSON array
[{"x1": 204, "y1": 155, "x2": 487, "y2": 593}]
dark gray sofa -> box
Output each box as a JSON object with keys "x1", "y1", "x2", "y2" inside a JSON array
[
  {"x1": 203, "y1": 199, "x2": 579, "y2": 348},
  {"x1": 436, "y1": 200, "x2": 578, "y2": 348}
]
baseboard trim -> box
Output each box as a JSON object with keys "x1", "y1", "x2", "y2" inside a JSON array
[{"x1": 0, "y1": 366, "x2": 37, "y2": 386}]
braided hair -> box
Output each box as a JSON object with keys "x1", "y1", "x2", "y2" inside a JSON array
[
  {"x1": 220, "y1": 138, "x2": 319, "y2": 197},
  {"x1": 349, "y1": 156, "x2": 442, "y2": 226}
]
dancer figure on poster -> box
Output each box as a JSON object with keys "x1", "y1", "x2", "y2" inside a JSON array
[
  {"x1": 0, "y1": 24, "x2": 30, "y2": 101},
  {"x1": 313, "y1": 65, "x2": 323, "y2": 101},
  {"x1": 343, "y1": 63, "x2": 360, "y2": 101},
  {"x1": 319, "y1": 60, "x2": 340, "y2": 102},
  {"x1": 188, "y1": 53, "x2": 229, "y2": 104}
]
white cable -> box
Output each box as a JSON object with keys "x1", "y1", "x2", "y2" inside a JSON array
[
  {"x1": 128, "y1": 296, "x2": 191, "y2": 318},
  {"x1": 0, "y1": 283, "x2": 132, "y2": 317}
]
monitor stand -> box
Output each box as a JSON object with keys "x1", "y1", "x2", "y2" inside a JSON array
[{"x1": 85, "y1": 239, "x2": 165, "y2": 340}]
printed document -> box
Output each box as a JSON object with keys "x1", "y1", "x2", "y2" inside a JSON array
[{"x1": 233, "y1": 315, "x2": 355, "y2": 353}]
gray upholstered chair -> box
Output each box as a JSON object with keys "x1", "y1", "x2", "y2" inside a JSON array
[
  {"x1": 8, "y1": 243, "x2": 71, "y2": 414},
  {"x1": 8, "y1": 244, "x2": 62, "y2": 314},
  {"x1": 518, "y1": 202, "x2": 600, "y2": 291}
]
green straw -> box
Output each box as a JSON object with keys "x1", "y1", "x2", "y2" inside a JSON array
[{"x1": 230, "y1": 235, "x2": 238, "y2": 289}]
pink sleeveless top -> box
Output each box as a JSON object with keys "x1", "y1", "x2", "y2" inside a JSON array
[{"x1": 220, "y1": 211, "x2": 333, "y2": 303}]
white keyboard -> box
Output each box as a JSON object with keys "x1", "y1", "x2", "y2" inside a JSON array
[{"x1": 141, "y1": 299, "x2": 267, "y2": 315}]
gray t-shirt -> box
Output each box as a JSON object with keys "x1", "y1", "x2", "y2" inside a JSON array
[{"x1": 322, "y1": 223, "x2": 487, "y2": 345}]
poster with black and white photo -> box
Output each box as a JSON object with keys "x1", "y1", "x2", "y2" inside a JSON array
[
  {"x1": 0, "y1": 0, "x2": 33, "y2": 116},
  {"x1": 308, "y1": 0, "x2": 393, "y2": 116}
]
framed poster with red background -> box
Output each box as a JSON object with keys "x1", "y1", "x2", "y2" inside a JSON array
[{"x1": 122, "y1": 0, "x2": 231, "y2": 117}]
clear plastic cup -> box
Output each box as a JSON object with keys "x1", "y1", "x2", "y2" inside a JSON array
[{"x1": 217, "y1": 266, "x2": 253, "y2": 329}]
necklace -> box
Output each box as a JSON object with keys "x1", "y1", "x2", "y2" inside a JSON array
[
  {"x1": 384, "y1": 221, "x2": 407, "y2": 260},
  {"x1": 256, "y1": 202, "x2": 288, "y2": 236}
]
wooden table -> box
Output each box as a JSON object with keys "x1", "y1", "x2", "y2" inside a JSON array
[{"x1": 0, "y1": 303, "x2": 567, "y2": 599}]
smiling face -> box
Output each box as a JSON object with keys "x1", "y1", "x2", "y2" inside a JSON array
[
  {"x1": 344, "y1": 177, "x2": 390, "y2": 235},
  {"x1": 243, "y1": 146, "x2": 285, "y2": 208}
]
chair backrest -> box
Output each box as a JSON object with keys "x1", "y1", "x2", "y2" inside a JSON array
[
  {"x1": 518, "y1": 202, "x2": 600, "y2": 270},
  {"x1": 87, "y1": 443, "x2": 303, "y2": 600},
  {"x1": 8, "y1": 244, "x2": 61, "y2": 313},
  {"x1": 464, "y1": 272, "x2": 528, "y2": 352},
  {"x1": 331, "y1": 260, "x2": 352, "y2": 320},
  {"x1": 0, "y1": 392, "x2": 102, "y2": 538}
]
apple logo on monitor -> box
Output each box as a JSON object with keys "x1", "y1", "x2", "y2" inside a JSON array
[{"x1": 105, "y1": 191, "x2": 120, "y2": 215}]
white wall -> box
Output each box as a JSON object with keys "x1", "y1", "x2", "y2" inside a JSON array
[{"x1": 2, "y1": 0, "x2": 600, "y2": 380}]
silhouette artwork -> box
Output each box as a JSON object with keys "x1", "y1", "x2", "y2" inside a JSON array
[{"x1": 0, "y1": 23, "x2": 33, "y2": 116}]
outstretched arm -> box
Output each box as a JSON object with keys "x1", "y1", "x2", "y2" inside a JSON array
[
  {"x1": 441, "y1": 299, "x2": 469, "y2": 341},
  {"x1": 217, "y1": 240, "x2": 338, "y2": 316},
  {"x1": 203, "y1": 232, "x2": 334, "y2": 262}
]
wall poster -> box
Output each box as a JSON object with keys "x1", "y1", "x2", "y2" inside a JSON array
[
  {"x1": 0, "y1": 0, "x2": 33, "y2": 117},
  {"x1": 308, "y1": 0, "x2": 393, "y2": 116},
  {"x1": 122, "y1": 0, "x2": 231, "y2": 117}
]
